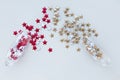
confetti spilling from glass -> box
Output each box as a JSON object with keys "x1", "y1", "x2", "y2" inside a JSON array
[
  {"x1": 5, "y1": 7, "x2": 53, "y2": 66},
  {"x1": 48, "y1": 7, "x2": 110, "y2": 66},
  {"x1": 5, "y1": 7, "x2": 110, "y2": 66},
  {"x1": 5, "y1": 33, "x2": 30, "y2": 66}
]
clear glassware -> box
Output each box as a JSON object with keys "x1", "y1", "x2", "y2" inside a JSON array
[
  {"x1": 83, "y1": 37, "x2": 111, "y2": 66},
  {"x1": 5, "y1": 33, "x2": 30, "y2": 66}
]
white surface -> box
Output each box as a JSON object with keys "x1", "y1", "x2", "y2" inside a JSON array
[{"x1": 0, "y1": 0, "x2": 120, "y2": 80}]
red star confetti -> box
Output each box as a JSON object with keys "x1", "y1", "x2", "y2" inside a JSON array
[
  {"x1": 33, "y1": 46, "x2": 37, "y2": 50},
  {"x1": 36, "y1": 18, "x2": 40, "y2": 23},
  {"x1": 46, "y1": 19, "x2": 51, "y2": 23},
  {"x1": 42, "y1": 25, "x2": 47, "y2": 29},
  {"x1": 35, "y1": 28, "x2": 40, "y2": 32},
  {"x1": 43, "y1": 7, "x2": 47, "y2": 11},
  {"x1": 5, "y1": 7, "x2": 110, "y2": 67},
  {"x1": 13, "y1": 31, "x2": 18, "y2": 35},
  {"x1": 22, "y1": 22, "x2": 27, "y2": 27},
  {"x1": 6, "y1": 7, "x2": 53, "y2": 66},
  {"x1": 48, "y1": 48, "x2": 53, "y2": 53},
  {"x1": 40, "y1": 34, "x2": 44, "y2": 39},
  {"x1": 42, "y1": 17, "x2": 46, "y2": 21},
  {"x1": 44, "y1": 14, "x2": 49, "y2": 18},
  {"x1": 43, "y1": 40, "x2": 47, "y2": 45}
]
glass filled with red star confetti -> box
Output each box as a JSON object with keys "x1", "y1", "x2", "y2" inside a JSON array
[{"x1": 5, "y1": 33, "x2": 30, "y2": 66}]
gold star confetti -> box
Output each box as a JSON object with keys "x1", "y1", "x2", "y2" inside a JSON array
[
  {"x1": 86, "y1": 23, "x2": 91, "y2": 27},
  {"x1": 81, "y1": 23, "x2": 85, "y2": 26},
  {"x1": 70, "y1": 13, "x2": 74, "y2": 17},
  {"x1": 50, "y1": 33, "x2": 54, "y2": 38},
  {"x1": 48, "y1": 7, "x2": 53, "y2": 11},
  {"x1": 48, "y1": 7, "x2": 101, "y2": 58},
  {"x1": 60, "y1": 39, "x2": 64, "y2": 42},
  {"x1": 96, "y1": 53, "x2": 103, "y2": 59},
  {"x1": 77, "y1": 48, "x2": 81, "y2": 52},
  {"x1": 65, "y1": 45, "x2": 69, "y2": 48},
  {"x1": 53, "y1": 28, "x2": 57, "y2": 32},
  {"x1": 94, "y1": 33, "x2": 98, "y2": 37}
]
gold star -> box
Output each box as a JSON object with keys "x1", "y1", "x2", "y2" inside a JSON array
[
  {"x1": 94, "y1": 33, "x2": 98, "y2": 37},
  {"x1": 53, "y1": 28, "x2": 57, "y2": 32},
  {"x1": 53, "y1": 23, "x2": 57, "y2": 26},
  {"x1": 79, "y1": 15, "x2": 83, "y2": 19},
  {"x1": 83, "y1": 33, "x2": 86, "y2": 36},
  {"x1": 92, "y1": 29, "x2": 96, "y2": 33},
  {"x1": 86, "y1": 23, "x2": 91, "y2": 27},
  {"x1": 75, "y1": 17, "x2": 80, "y2": 21},
  {"x1": 96, "y1": 48, "x2": 100, "y2": 51},
  {"x1": 50, "y1": 34, "x2": 54, "y2": 38},
  {"x1": 59, "y1": 31, "x2": 63, "y2": 36},
  {"x1": 64, "y1": 10, "x2": 68, "y2": 14},
  {"x1": 81, "y1": 28, "x2": 85, "y2": 32},
  {"x1": 54, "y1": 13, "x2": 60, "y2": 17},
  {"x1": 77, "y1": 48, "x2": 81, "y2": 52},
  {"x1": 65, "y1": 14, "x2": 69, "y2": 17},
  {"x1": 60, "y1": 39, "x2": 64, "y2": 42},
  {"x1": 65, "y1": 39, "x2": 70, "y2": 43},
  {"x1": 65, "y1": 45, "x2": 69, "y2": 48},
  {"x1": 70, "y1": 13, "x2": 74, "y2": 16},
  {"x1": 81, "y1": 23, "x2": 85, "y2": 26},
  {"x1": 88, "y1": 28, "x2": 91, "y2": 32},
  {"x1": 65, "y1": 20, "x2": 69, "y2": 23},
  {"x1": 66, "y1": 8, "x2": 69, "y2": 11},
  {"x1": 96, "y1": 53, "x2": 102, "y2": 59},
  {"x1": 66, "y1": 32, "x2": 70, "y2": 36},
  {"x1": 56, "y1": 7, "x2": 60, "y2": 11},
  {"x1": 53, "y1": 18, "x2": 59, "y2": 23},
  {"x1": 48, "y1": 7, "x2": 53, "y2": 11}
]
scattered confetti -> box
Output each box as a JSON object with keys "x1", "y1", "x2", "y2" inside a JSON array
[
  {"x1": 5, "y1": 7, "x2": 110, "y2": 67},
  {"x1": 48, "y1": 48, "x2": 53, "y2": 52},
  {"x1": 6, "y1": 7, "x2": 53, "y2": 66}
]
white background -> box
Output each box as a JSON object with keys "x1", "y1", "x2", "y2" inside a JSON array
[{"x1": 0, "y1": 0, "x2": 120, "y2": 80}]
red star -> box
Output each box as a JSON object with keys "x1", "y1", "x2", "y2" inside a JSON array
[
  {"x1": 21, "y1": 38, "x2": 29, "y2": 46},
  {"x1": 42, "y1": 7, "x2": 47, "y2": 11},
  {"x1": 11, "y1": 55, "x2": 18, "y2": 60},
  {"x1": 17, "y1": 42, "x2": 22, "y2": 49},
  {"x1": 13, "y1": 31, "x2": 18, "y2": 35},
  {"x1": 46, "y1": 19, "x2": 51, "y2": 23},
  {"x1": 31, "y1": 33, "x2": 38, "y2": 39},
  {"x1": 44, "y1": 14, "x2": 48, "y2": 18},
  {"x1": 48, "y1": 48, "x2": 53, "y2": 53},
  {"x1": 28, "y1": 32, "x2": 31, "y2": 36},
  {"x1": 36, "y1": 19, "x2": 40, "y2": 23},
  {"x1": 42, "y1": 18, "x2": 46, "y2": 21},
  {"x1": 22, "y1": 22, "x2": 27, "y2": 27},
  {"x1": 40, "y1": 34, "x2": 44, "y2": 39},
  {"x1": 43, "y1": 40, "x2": 47, "y2": 45},
  {"x1": 25, "y1": 25, "x2": 34, "y2": 31},
  {"x1": 35, "y1": 28, "x2": 40, "y2": 32},
  {"x1": 18, "y1": 30, "x2": 23, "y2": 34},
  {"x1": 28, "y1": 25, "x2": 34, "y2": 31},
  {"x1": 33, "y1": 46, "x2": 37, "y2": 50},
  {"x1": 30, "y1": 40, "x2": 36, "y2": 46},
  {"x1": 42, "y1": 25, "x2": 47, "y2": 29},
  {"x1": 42, "y1": 10, "x2": 46, "y2": 14}
]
